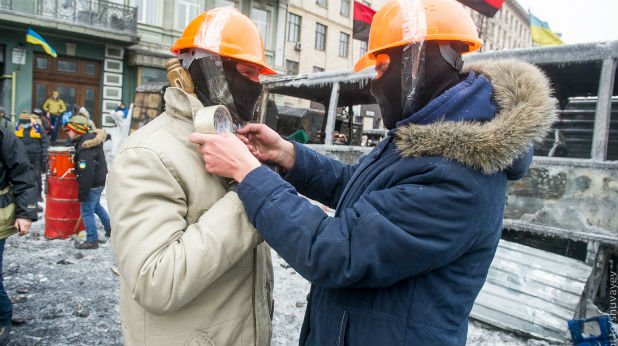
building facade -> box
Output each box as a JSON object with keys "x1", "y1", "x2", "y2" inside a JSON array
[
  {"x1": 0, "y1": 0, "x2": 139, "y2": 130},
  {"x1": 0, "y1": 0, "x2": 286, "y2": 129},
  {"x1": 466, "y1": 0, "x2": 531, "y2": 52}
]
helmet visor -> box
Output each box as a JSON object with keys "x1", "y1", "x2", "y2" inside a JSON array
[{"x1": 399, "y1": 0, "x2": 427, "y2": 117}]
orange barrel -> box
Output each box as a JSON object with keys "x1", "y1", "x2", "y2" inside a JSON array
[{"x1": 45, "y1": 147, "x2": 84, "y2": 239}]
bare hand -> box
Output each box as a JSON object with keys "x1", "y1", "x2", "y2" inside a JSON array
[
  {"x1": 188, "y1": 132, "x2": 261, "y2": 183},
  {"x1": 15, "y1": 218, "x2": 32, "y2": 236},
  {"x1": 236, "y1": 124, "x2": 295, "y2": 170}
]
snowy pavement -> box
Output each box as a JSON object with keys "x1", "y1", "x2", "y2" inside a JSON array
[{"x1": 1, "y1": 190, "x2": 555, "y2": 345}]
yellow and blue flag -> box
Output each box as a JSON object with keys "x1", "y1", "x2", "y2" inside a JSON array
[
  {"x1": 26, "y1": 28, "x2": 57, "y2": 58},
  {"x1": 530, "y1": 14, "x2": 563, "y2": 46}
]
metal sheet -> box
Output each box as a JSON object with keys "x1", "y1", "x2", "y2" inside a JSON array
[{"x1": 470, "y1": 240, "x2": 593, "y2": 342}]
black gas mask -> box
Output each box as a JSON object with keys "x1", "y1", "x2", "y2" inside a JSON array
[{"x1": 187, "y1": 54, "x2": 262, "y2": 122}]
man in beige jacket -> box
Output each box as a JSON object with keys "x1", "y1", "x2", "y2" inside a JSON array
[
  {"x1": 42, "y1": 90, "x2": 66, "y2": 143},
  {"x1": 107, "y1": 8, "x2": 276, "y2": 345}
]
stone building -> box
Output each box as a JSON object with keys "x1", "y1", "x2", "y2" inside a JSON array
[{"x1": 466, "y1": 0, "x2": 532, "y2": 52}]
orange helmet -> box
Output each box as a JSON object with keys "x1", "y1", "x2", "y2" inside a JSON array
[
  {"x1": 171, "y1": 7, "x2": 276, "y2": 75},
  {"x1": 354, "y1": 0, "x2": 482, "y2": 72}
]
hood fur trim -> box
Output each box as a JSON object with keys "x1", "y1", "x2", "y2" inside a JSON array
[
  {"x1": 395, "y1": 59, "x2": 557, "y2": 174},
  {"x1": 82, "y1": 129, "x2": 107, "y2": 149}
]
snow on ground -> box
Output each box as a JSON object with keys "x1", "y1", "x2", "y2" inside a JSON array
[{"x1": 1, "y1": 190, "x2": 555, "y2": 345}]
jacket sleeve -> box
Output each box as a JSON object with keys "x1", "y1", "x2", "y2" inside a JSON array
[
  {"x1": 238, "y1": 165, "x2": 482, "y2": 289},
  {"x1": 59, "y1": 100, "x2": 66, "y2": 114},
  {"x1": 283, "y1": 142, "x2": 360, "y2": 208},
  {"x1": 1, "y1": 130, "x2": 38, "y2": 220},
  {"x1": 75, "y1": 146, "x2": 97, "y2": 202},
  {"x1": 107, "y1": 147, "x2": 261, "y2": 315},
  {"x1": 42, "y1": 99, "x2": 50, "y2": 112}
]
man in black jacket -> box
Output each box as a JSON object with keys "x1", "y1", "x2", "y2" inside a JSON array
[
  {"x1": 64, "y1": 115, "x2": 110, "y2": 250},
  {"x1": 0, "y1": 127, "x2": 38, "y2": 345},
  {"x1": 14, "y1": 112, "x2": 49, "y2": 207}
]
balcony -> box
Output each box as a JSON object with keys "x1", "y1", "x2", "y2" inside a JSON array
[{"x1": 0, "y1": 0, "x2": 137, "y2": 36}]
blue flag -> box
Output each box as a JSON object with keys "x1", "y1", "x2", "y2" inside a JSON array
[{"x1": 26, "y1": 28, "x2": 57, "y2": 58}]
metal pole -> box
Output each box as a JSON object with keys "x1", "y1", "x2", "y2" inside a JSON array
[
  {"x1": 11, "y1": 72, "x2": 16, "y2": 121},
  {"x1": 324, "y1": 82, "x2": 340, "y2": 146},
  {"x1": 258, "y1": 89, "x2": 269, "y2": 124},
  {"x1": 591, "y1": 57, "x2": 617, "y2": 161}
]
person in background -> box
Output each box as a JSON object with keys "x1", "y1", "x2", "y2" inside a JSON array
[
  {"x1": 0, "y1": 127, "x2": 38, "y2": 346},
  {"x1": 109, "y1": 102, "x2": 130, "y2": 163},
  {"x1": 77, "y1": 107, "x2": 97, "y2": 130},
  {"x1": 42, "y1": 91, "x2": 66, "y2": 143},
  {"x1": 189, "y1": 0, "x2": 556, "y2": 344},
  {"x1": 107, "y1": 8, "x2": 275, "y2": 345},
  {"x1": 0, "y1": 108, "x2": 11, "y2": 131},
  {"x1": 115, "y1": 102, "x2": 128, "y2": 119},
  {"x1": 64, "y1": 114, "x2": 110, "y2": 250},
  {"x1": 14, "y1": 112, "x2": 49, "y2": 208},
  {"x1": 33, "y1": 108, "x2": 52, "y2": 138}
]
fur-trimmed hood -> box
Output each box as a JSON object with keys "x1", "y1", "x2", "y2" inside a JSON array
[
  {"x1": 396, "y1": 59, "x2": 557, "y2": 174},
  {"x1": 80, "y1": 129, "x2": 107, "y2": 149}
]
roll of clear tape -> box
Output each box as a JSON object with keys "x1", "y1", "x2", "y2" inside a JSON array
[{"x1": 193, "y1": 105, "x2": 234, "y2": 134}]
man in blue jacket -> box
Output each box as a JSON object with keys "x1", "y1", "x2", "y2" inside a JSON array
[{"x1": 190, "y1": 0, "x2": 556, "y2": 344}]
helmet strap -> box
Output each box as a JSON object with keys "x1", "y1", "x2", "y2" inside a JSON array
[{"x1": 438, "y1": 43, "x2": 463, "y2": 72}]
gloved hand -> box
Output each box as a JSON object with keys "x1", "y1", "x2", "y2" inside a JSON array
[{"x1": 224, "y1": 178, "x2": 238, "y2": 192}]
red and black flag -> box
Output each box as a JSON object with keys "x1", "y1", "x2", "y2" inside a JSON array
[
  {"x1": 353, "y1": 1, "x2": 375, "y2": 41},
  {"x1": 456, "y1": 0, "x2": 504, "y2": 17}
]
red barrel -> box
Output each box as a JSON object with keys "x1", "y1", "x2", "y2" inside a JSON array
[{"x1": 45, "y1": 147, "x2": 84, "y2": 239}]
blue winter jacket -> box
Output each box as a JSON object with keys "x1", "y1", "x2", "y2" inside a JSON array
[{"x1": 237, "y1": 60, "x2": 555, "y2": 345}]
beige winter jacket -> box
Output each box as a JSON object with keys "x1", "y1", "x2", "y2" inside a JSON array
[{"x1": 107, "y1": 87, "x2": 273, "y2": 346}]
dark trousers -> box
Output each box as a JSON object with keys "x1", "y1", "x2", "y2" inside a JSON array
[
  {"x1": 27, "y1": 154, "x2": 43, "y2": 201},
  {"x1": 50, "y1": 115, "x2": 60, "y2": 143},
  {"x1": 0, "y1": 239, "x2": 11, "y2": 326}
]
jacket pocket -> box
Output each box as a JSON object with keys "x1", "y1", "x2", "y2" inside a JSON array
[{"x1": 185, "y1": 316, "x2": 243, "y2": 346}]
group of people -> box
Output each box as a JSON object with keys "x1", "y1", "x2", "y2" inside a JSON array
[
  {"x1": 105, "y1": 1, "x2": 556, "y2": 345},
  {"x1": 2, "y1": 0, "x2": 557, "y2": 345},
  {"x1": 0, "y1": 96, "x2": 118, "y2": 344}
]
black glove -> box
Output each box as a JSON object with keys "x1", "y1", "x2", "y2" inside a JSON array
[{"x1": 225, "y1": 178, "x2": 238, "y2": 192}]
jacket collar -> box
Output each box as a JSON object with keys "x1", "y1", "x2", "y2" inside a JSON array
[
  {"x1": 395, "y1": 59, "x2": 557, "y2": 174},
  {"x1": 163, "y1": 87, "x2": 204, "y2": 121}
]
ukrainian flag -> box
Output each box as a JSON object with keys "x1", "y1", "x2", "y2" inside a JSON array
[
  {"x1": 26, "y1": 28, "x2": 57, "y2": 58},
  {"x1": 530, "y1": 14, "x2": 563, "y2": 46}
]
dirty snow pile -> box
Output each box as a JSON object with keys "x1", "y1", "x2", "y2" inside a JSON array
[{"x1": 1, "y1": 193, "x2": 554, "y2": 346}]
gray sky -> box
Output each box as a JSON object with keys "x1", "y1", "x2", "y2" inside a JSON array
[{"x1": 515, "y1": 0, "x2": 618, "y2": 44}]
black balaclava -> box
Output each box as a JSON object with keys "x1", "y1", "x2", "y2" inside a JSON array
[
  {"x1": 370, "y1": 47, "x2": 405, "y2": 130},
  {"x1": 370, "y1": 42, "x2": 462, "y2": 130},
  {"x1": 222, "y1": 59, "x2": 263, "y2": 122},
  {"x1": 187, "y1": 55, "x2": 262, "y2": 122}
]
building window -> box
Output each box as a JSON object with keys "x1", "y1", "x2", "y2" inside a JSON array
[
  {"x1": 215, "y1": 0, "x2": 236, "y2": 7},
  {"x1": 176, "y1": 0, "x2": 200, "y2": 30},
  {"x1": 313, "y1": 66, "x2": 324, "y2": 73},
  {"x1": 85, "y1": 63, "x2": 97, "y2": 75},
  {"x1": 315, "y1": 23, "x2": 327, "y2": 51},
  {"x1": 317, "y1": 0, "x2": 327, "y2": 8},
  {"x1": 252, "y1": 8, "x2": 271, "y2": 48},
  {"x1": 287, "y1": 13, "x2": 301, "y2": 42},
  {"x1": 35, "y1": 57, "x2": 48, "y2": 70},
  {"x1": 340, "y1": 0, "x2": 350, "y2": 17},
  {"x1": 286, "y1": 60, "x2": 299, "y2": 75},
  {"x1": 360, "y1": 40, "x2": 368, "y2": 56},
  {"x1": 57, "y1": 59, "x2": 77, "y2": 73},
  {"x1": 338, "y1": 32, "x2": 349, "y2": 57},
  {"x1": 135, "y1": 0, "x2": 161, "y2": 26}
]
